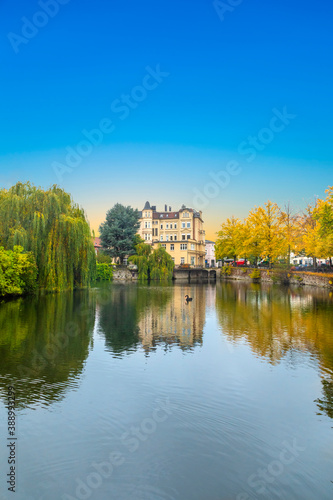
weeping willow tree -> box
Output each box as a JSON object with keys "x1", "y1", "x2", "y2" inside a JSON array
[
  {"x1": 129, "y1": 242, "x2": 151, "y2": 280},
  {"x1": 149, "y1": 246, "x2": 174, "y2": 280},
  {"x1": 0, "y1": 182, "x2": 96, "y2": 291},
  {"x1": 129, "y1": 243, "x2": 174, "y2": 281}
]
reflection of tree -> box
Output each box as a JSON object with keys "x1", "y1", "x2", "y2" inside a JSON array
[
  {"x1": 315, "y1": 379, "x2": 333, "y2": 419},
  {"x1": 0, "y1": 290, "x2": 95, "y2": 408},
  {"x1": 216, "y1": 282, "x2": 333, "y2": 419},
  {"x1": 97, "y1": 285, "x2": 141, "y2": 355}
]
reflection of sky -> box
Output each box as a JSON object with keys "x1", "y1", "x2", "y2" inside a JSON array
[{"x1": 1, "y1": 0, "x2": 333, "y2": 239}]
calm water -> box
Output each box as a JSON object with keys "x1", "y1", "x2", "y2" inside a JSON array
[{"x1": 0, "y1": 282, "x2": 333, "y2": 500}]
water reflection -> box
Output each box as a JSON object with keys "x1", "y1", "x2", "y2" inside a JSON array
[
  {"x1": 0, "y1": 290, "x2": 95, "y2": 408},
  {"x1": 216, "y1": 282, "x2": 333, "y2": 419},
  {"x1": 96, "y1": 283, "x2": 211, "y2": 355}
]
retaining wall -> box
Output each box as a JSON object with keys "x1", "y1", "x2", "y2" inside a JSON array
[{"x1": 220, "y1": 267, "x2": 333, "y2": 289}]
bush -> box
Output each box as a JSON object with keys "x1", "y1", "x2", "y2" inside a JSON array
[
  {"x1": 96, "y1": 263, "x2": 113, "y2": 281},
  {"x1": 97, "y1": 252, "x2": 113, "y2": 264},
  {"x1": 0, "y1": 246, "x2": 38, "y2": 296},
  {"x1": 249, "y1": 269, "x2": 261, "y2": 281},
  {"x1": 221, "y1": 265, "x2": 232, "y2": 276}
]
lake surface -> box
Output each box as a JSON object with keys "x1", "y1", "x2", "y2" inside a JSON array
[{"x1": 0, "y1": 281, "x2": 333, "y2": 500}]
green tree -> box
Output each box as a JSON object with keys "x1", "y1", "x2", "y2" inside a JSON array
[
  {"x1": 99, "y1": 203, "x2": 140, "y2": 264},
  {"x1": 0, "y1": 182, "x2": 95, "y2": 292},
  {"x1": 129, "y1": 243, "x2": 174, "y2": 281},
  {"x1": 149, "y1": 245, "x2": 175, "y2": 281},
  {"x1": 129, "y1": 242, "x2": 151, "y2": 280}
]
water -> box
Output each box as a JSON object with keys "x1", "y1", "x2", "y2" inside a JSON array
[{"x1": 0, "y1": 281, "x2": 333, "y2": 500}]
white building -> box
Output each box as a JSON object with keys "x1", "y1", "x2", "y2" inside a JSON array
[
  {"x1": 205, "y1": 240, "x2": 217, "y2": 267},
  {"x1": 290, "y1": 253, "x2": 329, "y2": 267}
]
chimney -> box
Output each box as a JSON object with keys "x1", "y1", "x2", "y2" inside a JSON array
[
  {"x1": 169, "y1": 206, "x2": 171, "y2": 211},
  {"x1": 165, "y1": 204, "x2": 167, "y2": 212}
]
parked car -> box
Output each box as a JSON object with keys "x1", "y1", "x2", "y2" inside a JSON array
[{"x1": 236, "y1": 259, "x2": 246, "y2": 266}]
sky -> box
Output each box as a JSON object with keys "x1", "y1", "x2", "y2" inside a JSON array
[{"x1": 0, "y1": 0, "x2": 332, "y2": 239}]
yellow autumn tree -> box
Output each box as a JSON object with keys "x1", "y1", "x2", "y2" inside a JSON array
[
  {"x1": 279, "y1": 203, "x2": 301, "y2": 265},
  {"x1": 314, "y1": 187, "x2": 333, "y2": 262},
  {"x1": 215, "y1": 217, "x2": 245, "y2": 262},
  {"x1": 246, "y1": 201, "x2": 285, "y2": 266},
  {"x1": 300, "y1": 203, "x2": 322, "y2": 266}
]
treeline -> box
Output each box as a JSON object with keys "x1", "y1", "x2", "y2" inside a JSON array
[
  {"x1": 0, "y1": 182, "x2": 96, "y2": 296},
  {"x1": 215, "y1": 186, "x2": 333, "y2": 266}
]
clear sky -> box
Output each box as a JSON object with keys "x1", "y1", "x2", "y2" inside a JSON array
[{"x1": 1, "y1": 0, "x2": 332, "y2": 239}]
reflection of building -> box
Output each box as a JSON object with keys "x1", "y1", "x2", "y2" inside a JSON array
[
  {"x1": 138, "y1": 202, "x2": 206, "y2": 266},
  {"x1": 137, "y1": 285, "x2": 208, "y2": 351}
]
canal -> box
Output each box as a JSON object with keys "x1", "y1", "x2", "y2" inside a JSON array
[{"x1": 0, "y1": 282, "x2": 333, "y2": 500}]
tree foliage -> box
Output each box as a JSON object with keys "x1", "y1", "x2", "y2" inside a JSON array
[
  {"x1": 0, "y1": 182, "x2": 96, "y2": 292},
  {"x1": 215, "y1": 217, "x2": 244, "y2": 261},
  {"x1": 129, "y1": 243, "x2": 174, "y2": 281},
  {"x1": 99, "y1": 203, "x2": 140, "y2": 264}
]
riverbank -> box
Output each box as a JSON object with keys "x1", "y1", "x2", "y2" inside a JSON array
[{"x1": 219, "y1": 267, "x2": 333, "y2": 289}]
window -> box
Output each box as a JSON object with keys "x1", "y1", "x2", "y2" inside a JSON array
[
  {"x1": 187, "y1": 234, "x2": 191, "y2": 240},
  {"x1": 191, "y1": 244, "x2": 195, "y2": 250},
  {"x1": 170, "y1": 223, "x2": 173, "y2": 229},
  {"x1": 174, "y1": 235, "x2": 177, "y2": 241},
  {"x1": 174, "y1": 223, "x2": 177, "y2": 229},
  {"x1": 148, "y1": 222, "x2": 151, "y2": 228},
  {"x1": 160, "y1": 224, "x2": 163, "y2": 229},
  {"x1": 187, "y1": 222, "x2": 191, "y2": 228},
  {"x1": 160, "y1": 235, "x2": 163, "y2": 241},
  {"x1": 170, "y1": 235, "x2": 173, "y2": 241},
  {"x1": 181, "y1": 257, "x2": 185, "y2": 264},
  {"x1": 145, "y1": 222, "x2": 148, "y2": 228},
  {"x1": 166, "y1": 223, "x2": 169, "y2": 229},
  {"x1": 180, "y1": 244, "x2": 187, "y2": 250},
  {"x1": 166, "y1": 235, "x2": 169, "y2": 241},
  {"x1": 144, "y1": 212, "x2": 147, "y2": 217},
  {"x1": 183, "y1": 212, "x2": 189, "y2": 218},
  {"x1": 172, "y1": 257, "x2": 175, "y2": 262},
  {"x1": 170, "y1": 244, "x2": 174, "y2": 251},
  {"x1": 191, "y1": 257, "x2": 195, "y2": 265},
  {"x1": 182, "y1": 235, "x2": 186, "y2": 240},
  {"x1": 161, "y1": 244, "x2": 166, "y2": 248},
  {"x1": 181, "y1": 222, "x2": 185, "y2": 228}
]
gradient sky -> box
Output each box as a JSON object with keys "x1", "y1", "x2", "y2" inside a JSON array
[{"x1": 1, "y1": 0, "x2": 332, "y2": 239}]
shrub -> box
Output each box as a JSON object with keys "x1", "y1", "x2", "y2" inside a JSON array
[
  {"x1": 221, "y1": 265, "x2": 232, "y2": 276},
  {"x1": 96, "y1": 263, "x2": 113, "y2": 281},
  {"x1": 0, "y1": 246, "x2": 38, "y2": 296}
]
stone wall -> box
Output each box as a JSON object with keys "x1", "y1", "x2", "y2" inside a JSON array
[
  {"x1": 220, "y1": 267, "x2": 333, "y2": 289},
  {"x1": 113, "y1": 266, "x2": 138, "y2": 281}
]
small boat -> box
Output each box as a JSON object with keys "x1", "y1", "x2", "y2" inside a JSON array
[{"x1": 185, "y1": 295, "x2": 192, "y2": 302}]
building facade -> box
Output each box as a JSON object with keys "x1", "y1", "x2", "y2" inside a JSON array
[
  {"x1": 205, "y1": 240, "x2": 216, "y2": 267},
  {"x1": 138, "y1": 202, "x2": 206, "y2": 266}
]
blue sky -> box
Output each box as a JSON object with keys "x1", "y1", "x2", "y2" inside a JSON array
[{"x1": 0, "y1": 0, "x2": 332, "y2": 237}]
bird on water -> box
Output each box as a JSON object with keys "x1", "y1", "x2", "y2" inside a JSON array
[{"x1": 185, "y1": 295, "x2": 192, "y2": 302}]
